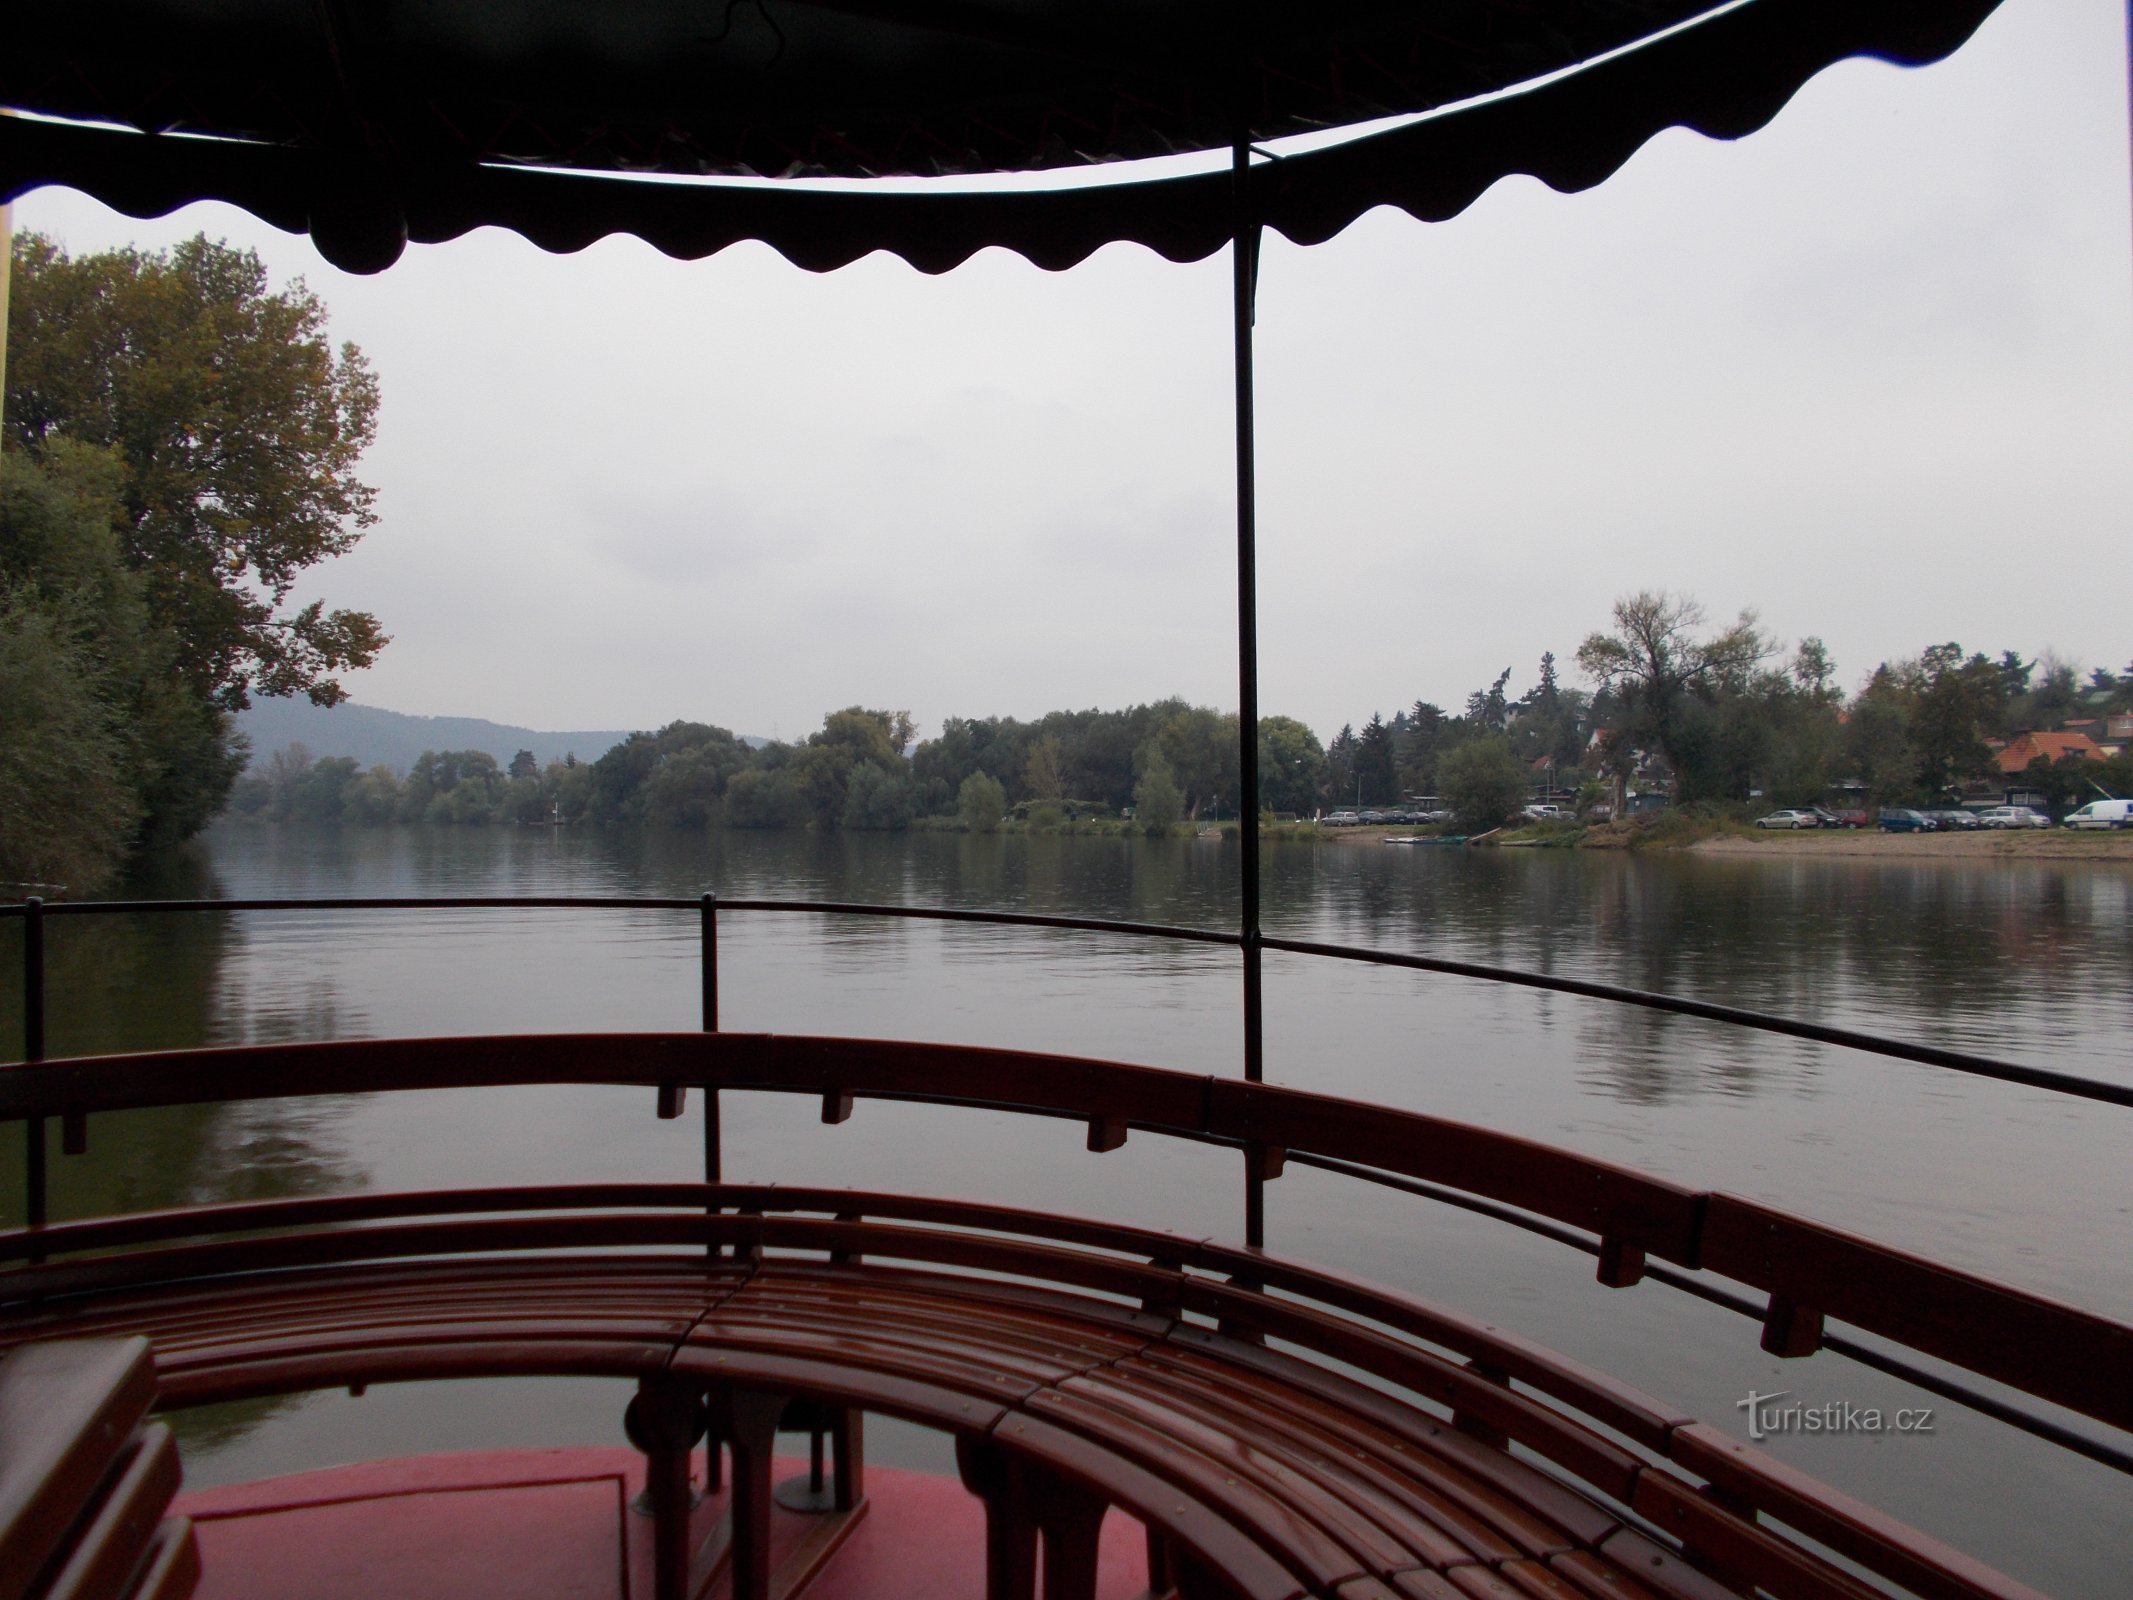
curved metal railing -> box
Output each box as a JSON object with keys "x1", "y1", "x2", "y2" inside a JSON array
[{"x1": 3, "y1": 893, "x2": 2130, "y2": 1478}]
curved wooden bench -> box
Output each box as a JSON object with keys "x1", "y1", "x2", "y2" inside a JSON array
[
  {"x1": 0, "y1": 1337, "x2": 198, "y2": 1600},
  {"x1": 0, "y1": 1185, "x2": 2050, "y2": 1600}
]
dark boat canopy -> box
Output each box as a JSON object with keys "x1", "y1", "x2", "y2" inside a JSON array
[{"x1": 1, "y1": 0, "x2": 2002, "y2": 274}]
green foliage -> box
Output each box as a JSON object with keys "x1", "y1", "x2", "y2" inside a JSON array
[
  {"x1": 591, "y1": 722, "x2": 750, "y2": 826},
  {"x1": 0, "y1": 590, "x2": 141, "y2": 888},
  {"x1": 1133, "y1": 751, "x2": 1185, "y2": 835},
  {"x1": 345, "y1": 765, "x2": 405, "y2": 824},
  {"x1": 1256, "y1": 716, "x2": 1326, "y2": 816},
  {"x1": 1904, "y1": 645, "x2": 1999, "y2": 791},
  {"x1": 0, "y1": 446, "x2": 243, "y2": 880},
  {"x1": 842, "y1": 763, "x2": 916, "y2": 830},
  {"x1": 723, "y1": 769, "x2": 809, "y2": 829},
  {"x1": 7, "y1": 232, "x2": 384, "y2": 711},
  {"x1": 1024, "y1": 735, "x2": 1067, "y2": 804},
  {"x1": 957, "y1": 771, "x2": 1006, "y2": 832},
  {"x1": 1026, "y1": 802, "x2": 1065, "y2": 832},
  {"x1": 1355, "y1": 713, "x2": 1398, "y2": 805},
  {"x1": 1439, "y1": 736, "x2": 1527, "y2": 833},
  {"x1": 1577, "y1": 591, "x2": 1769, "y2": 803}
]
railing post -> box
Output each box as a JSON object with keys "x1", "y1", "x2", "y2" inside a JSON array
[
  {"x1": 23, "y1": 897, "x2": 46, "y2": 1246},
  {"x1": 1231, "y1": 131, "x2": 1268, "y2": 1253},
  {"x1": 701, "y1": 892, "x2": 723, "y2": 1259},
  {"x1": 700, "y1": 890, "x2": 728, "y2": 1485},
  {"x1": 701, "y1": 892, "x2": 721, "y2": 1184}
]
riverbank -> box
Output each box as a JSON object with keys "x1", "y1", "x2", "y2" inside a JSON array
[
  {"x1": 1323, "y1": 820, "x2": 2133, "y2": 863},
  {"x1": 1690, "y1": 828, "x2": 2133, "y2": 863}
]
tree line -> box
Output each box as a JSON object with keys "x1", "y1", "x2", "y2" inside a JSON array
[
  {"x1": 229, "y1": 699, "x2": 1330, "y2": 837},
  {"x1": 231, "y1": 596, "x2": 2132, "y2": 842},
  {"x1": 1326, "y1": 593, "x2": 2132, "y2": 829}
]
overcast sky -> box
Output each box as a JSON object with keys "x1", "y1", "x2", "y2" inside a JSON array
[{"x1": 14, "y1": 0, "x2": 2131, "y2": 746}]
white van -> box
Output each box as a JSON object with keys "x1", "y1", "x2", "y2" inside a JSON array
[{"x1": 2062, "y1": 799, "x2": 2133, "y2": 830}]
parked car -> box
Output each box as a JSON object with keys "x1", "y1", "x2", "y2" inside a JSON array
[
  {"x1": 1753, "y1": 809, "x2": 1819, "y2": 829},
  {"x1": 1877, "y1": 808, "x2": 1935, "y2": 833},
  {"x1": 1812, "y1": 806, "x2": 1869, "y2": 829},
  {"x1": 2061, "y1": 799, "x2": 2132, "y2": 830},
  {"x1": 1977, "y1": 806, "x2": 2052, "y2": 829},
  {"x1": 1924, "y1": 808, "x2": 1981, "y2": 831},
  {"x1": 1521, "y1": 804, "x2": 1569, "y2": 823},
  {"x1": 1324, "y1": 811, "x2": 1361, "y2": 827}
]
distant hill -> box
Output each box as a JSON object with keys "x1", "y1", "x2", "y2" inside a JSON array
[{"x1": 234, "y1": 700, "x2": 767, "y2": 775}]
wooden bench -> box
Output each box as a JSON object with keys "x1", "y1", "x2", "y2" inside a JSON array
[
  {"x1": 0, "y1": 1185, "x2": 2054, "y2": 1600},
  {"x1": 0, "y1": 1337, "x2": 198, "y2": 1600}
]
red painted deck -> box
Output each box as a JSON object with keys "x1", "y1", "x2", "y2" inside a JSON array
[{"x1": 174, "y1": 1448, "x2": 1153, "y2": 1600}]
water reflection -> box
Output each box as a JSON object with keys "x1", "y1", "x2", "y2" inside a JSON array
[{"x1": 0, "y1": 847, "x2": 366, "y2": 1228}]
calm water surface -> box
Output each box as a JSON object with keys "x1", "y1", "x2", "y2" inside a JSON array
[{"x1": 3, "y1": 825, "x2": 2128, "y2": 1595}]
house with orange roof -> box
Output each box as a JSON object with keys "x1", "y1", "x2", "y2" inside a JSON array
[{"x1": 1995, "y1": 730, "x2": 2100, "y2": 774}]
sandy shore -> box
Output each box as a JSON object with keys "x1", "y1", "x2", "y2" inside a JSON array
[
  {"x1": 1326, "y1": 823, "x2": 2133, "y2": 863},
  {"x1": 1689, "y1": 829, "x2": 2133, "y2": 864}
]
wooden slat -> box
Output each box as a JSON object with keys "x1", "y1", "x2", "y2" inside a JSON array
[
  {"x1": 1191, "y1": 1243, "x2": 1693, "y2": 1454},
  {"x1": 0, "y1": 1338, "x2": 157, "y2": 1600},
  {"x1": 1205, "y1": 1081, "x2": 1707, "y2": 1268},
  {"x1": 985, "y1": 1409, "x2": 1308, "y2": 1600},
  {"x1": 1664, "y1": 1424, "x2": 2047, "y2": 1600},
  {"x1": 1697, "y1": 1196, "x2": 2133, "y2": 1433},
  {"x1": 1020, "y1": 1380, "x2": 1372, "y2": 1588},
  {"x1": 1058, "y1": 1364, "x2": 1449, "y2": 1574},
  {"x1": 117, "y1": 1520, "x2": 197, "y2": 1600},
  {"x1": 1181, "y1": 1281, "x2": 1647, "y2": 1503},
  {"x1": 1595, "y1": 1529, "x2": 1748, "y2": 1600},
  {"x1": 37, "y1": 1423, "x2": 181, "y2": 1600},
  {"x1": 1132, "y1": 1345, "x2": 1621, "y2": 1556},
  {"x1": 1630, "y1": 1469, "x2": 1882, "y2": 1600}
]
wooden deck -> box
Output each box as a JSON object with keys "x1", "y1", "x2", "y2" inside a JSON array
[{"x1": 174, "y1": 1449, "x2": 1152, "y2": 1600}]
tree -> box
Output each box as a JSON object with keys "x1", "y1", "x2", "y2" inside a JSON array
[
  {"x1": 1, "y1": 444, "x2": 244, "y2": 856},
  {"x1": 1438, "y1": 737, "x2": 1526, "y2": 832},
  {"x1": 1842, "y1": 667, "x2": 1920, "y2": 806},
  {"x1": 8, "y1": 233, "x2": 385, "y2": 712},
  {"x1": 1153, "y1": 704, "x2": 1237, "y2": 818},
  {"x1": 0, "y1": 590, "x2": 141, "y2": 888},
  {"x1": 1255, "y1": 717, "x2": 1325, "y2": 816},
  {"x1": 1464, "y1": 667, "x2": 1513, "y2": 733},
  {"x1": 1576, "y1": 591, "x2": 1767, "y2": 802},
  {"x1": 1397, "y1": 702, "x2": 1451, "y2": 796},
  {"x1": 1904, "y1": 645, "x2": 1998, "y2": 793},
  {"x1": 1355, "y1": 714, "x2": 1398, "y2": 805},
  {"x1": 1323, "y1": 724, "x2": 1358, "y2": 809},
  {"x1": 842, "y1": 763, "x2": 916, "y2": 829},
  {"x1": 1133, "y1": 751, "x2": 1184, "y2": 835},
  {"x1": 1024, "y1": 736, "x2": 1068, "y2": 804},
  {"x1": 509, "y1": 749, "x2": 539, "y2": 780},
  {"x1": 957, "y1": 771, "x2": 1007, "y2": 832},
  {"x1": 723, "y1": 769, "x2": 808, "y2": 828}
]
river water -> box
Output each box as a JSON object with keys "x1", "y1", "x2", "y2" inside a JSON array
[{"x1": 3, "y1": 824, "x2": 2129, "y2": 1595}]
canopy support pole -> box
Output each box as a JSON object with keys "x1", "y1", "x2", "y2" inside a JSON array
[{"x1": 1232, "y1": 135, "x2": 1266, "y2": 1251}]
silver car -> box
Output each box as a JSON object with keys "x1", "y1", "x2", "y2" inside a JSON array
[
  {"x1": 1754, "y1": 809, "x2": 1819, "y2": 829},
  {"x1": 1977, "y1": 806, "x2": 2051, "y2": 829}
]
